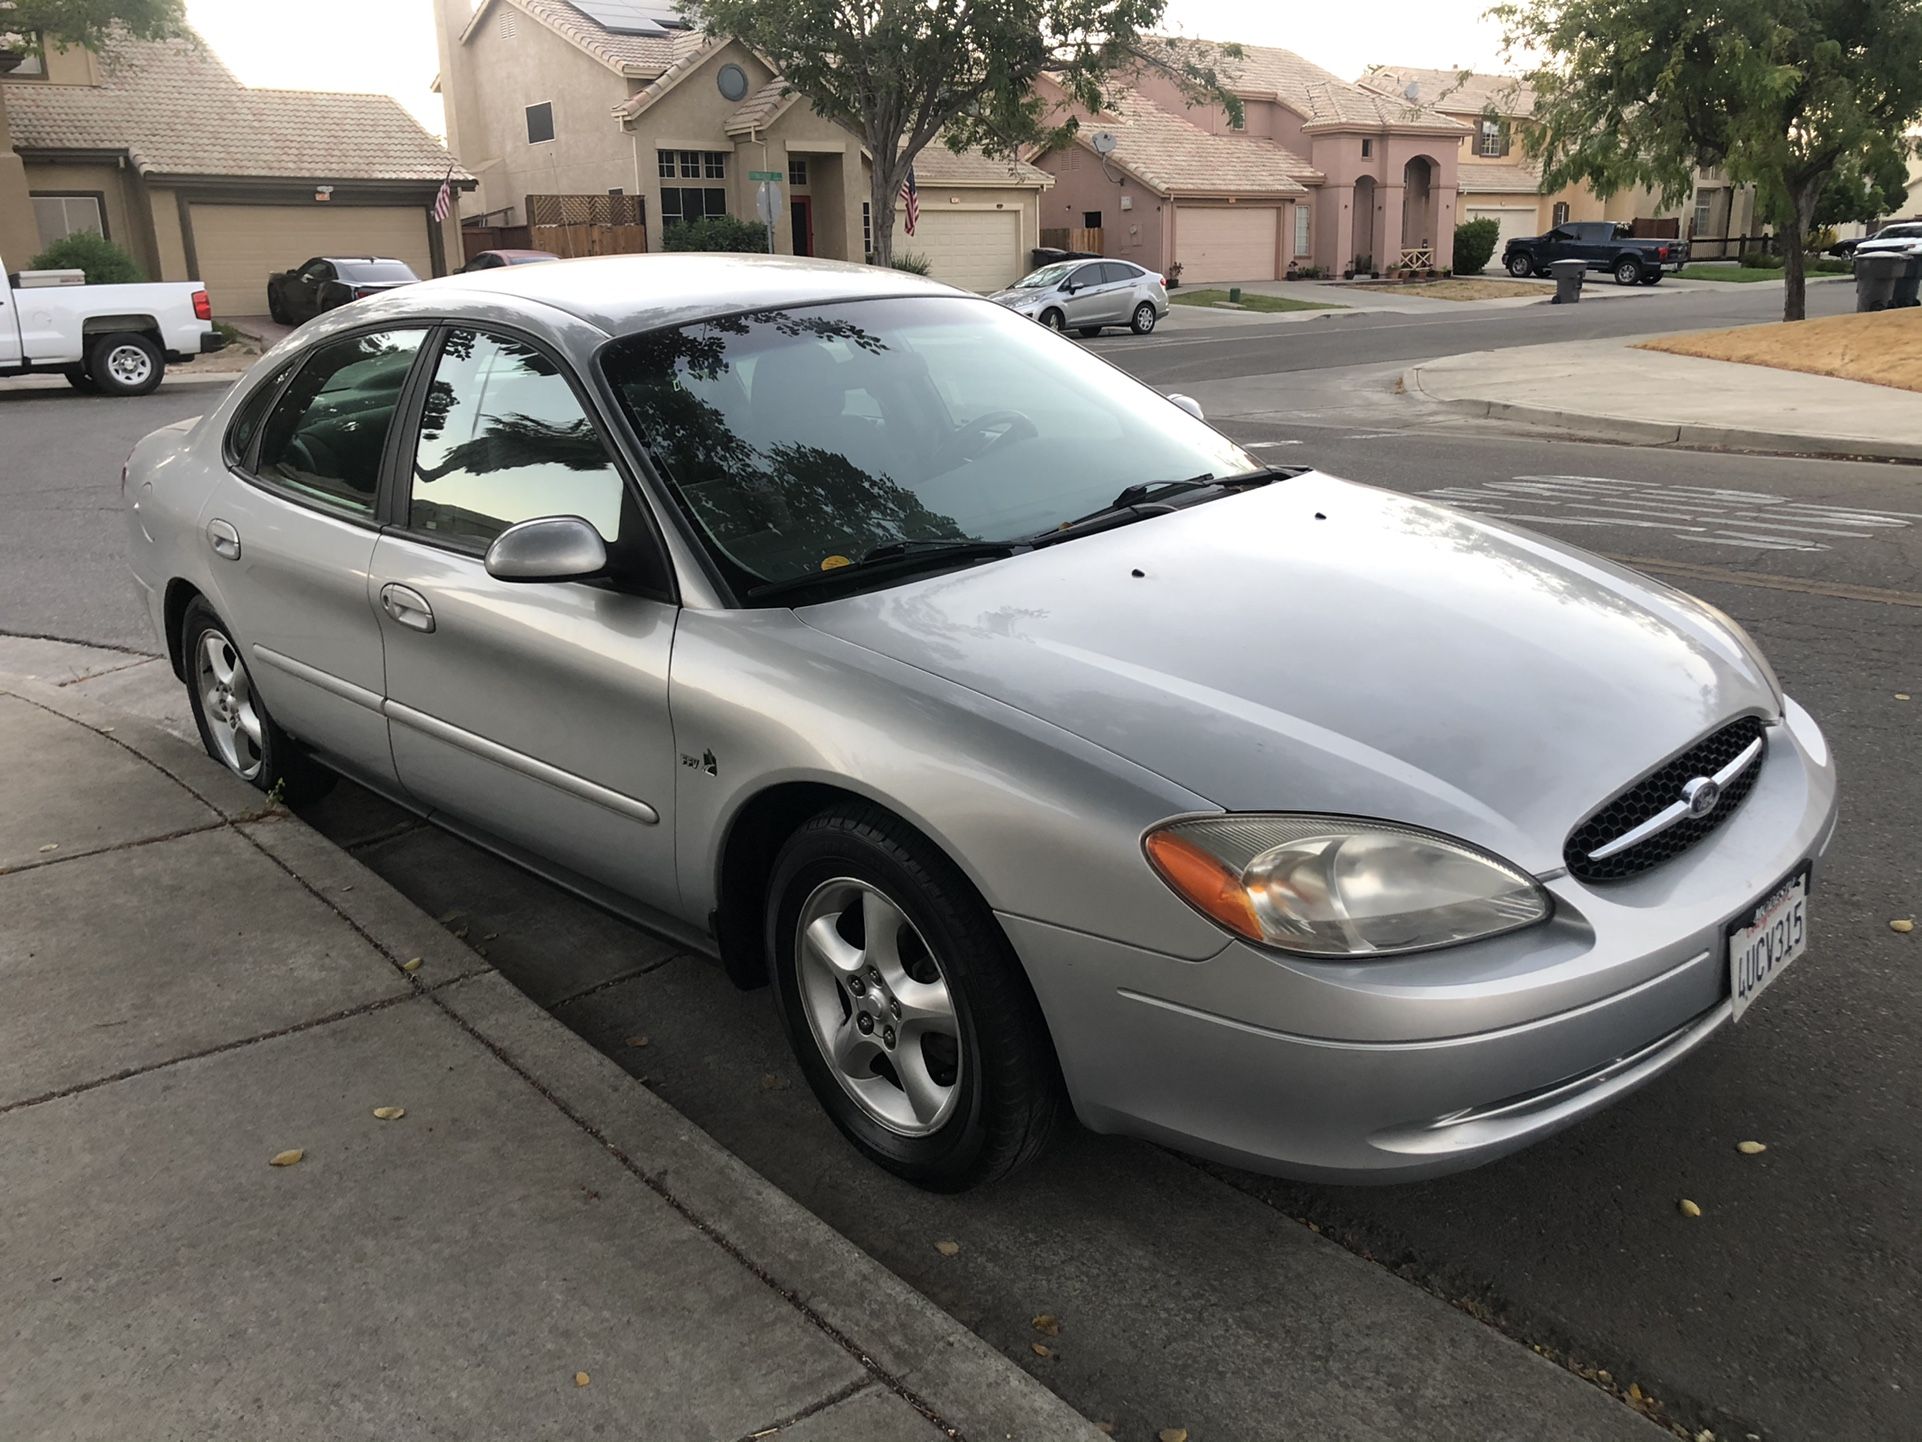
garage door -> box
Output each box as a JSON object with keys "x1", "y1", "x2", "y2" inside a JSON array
[
  {"x1": 1176, "y1": 206, "x2": 1279, "y2": 284},
  {"x1": 1466, "y1": 208, "x2": 1539, "y2": 266},
  {"x1": 188, "y1": 203, "x2": 434, "y2": 317},
  {"x1": 910, "y1": 208, "x2": 1023, "y2": 293}
]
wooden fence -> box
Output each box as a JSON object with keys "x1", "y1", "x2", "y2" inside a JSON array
[
  {"x1": 461, "y1": 192, "x2": 650, "y2": 263},
  {"x1": 1039, "y1": 227, "x2": 1104, "y2": 254},
  {"x1": 526, "y1": 193, "x2": 645, "y2": 227}
]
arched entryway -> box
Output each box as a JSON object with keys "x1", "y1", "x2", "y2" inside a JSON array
[
  {"x1": 1401, "y1": 156, "x2": 1437, "y2": 265},
  {"x1": 1352, "y1": 175, "x2": 1377, "y2": 272}
]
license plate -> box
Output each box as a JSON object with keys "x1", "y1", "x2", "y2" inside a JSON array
[{"x1": 1728, "y1": 867, "x2": 1809, "y2": 1020}]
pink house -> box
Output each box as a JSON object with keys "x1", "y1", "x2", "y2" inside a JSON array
[{"x1": 1030, "y1": 41, "x2": 1467, "y2": 281}]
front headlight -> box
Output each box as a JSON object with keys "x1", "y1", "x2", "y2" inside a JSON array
[{"x1": 1144, "y1": 815, "x2": 1551, "y2": 957}]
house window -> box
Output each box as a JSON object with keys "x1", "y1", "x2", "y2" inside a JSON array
[
  {"x1": 1551, "y1": 201, "x2": 1570, "y2": 227},
  {"x1": 1692, "y1": 189, "x2": 1715, "y2": 237},
  {"x1": 608, "y1": 187, "x2": 624, "y2": 196},
  {"x1": 1361, "y1": 138, "x2": 1372, "y2": 158},
  {"x1": 1083, "y1": 211, "x2": 1102, "y2": 229},
  {"x1": 862, "y1": 201, "x2": 872, "y2": 258},
  {"x1": 788, "y1": 157, "x2": 808, "y2": 187},
  {"x1": 660, "y1": 181, "x2": 729, "y2": 229},
  {"x1": 31, "y1": 194, "x2": 105, "y2": 247},
  {"x1": 657, "y1": 150, "x2": 727, "y2": 181},
  {"x1": 1478, "y1": 118, "x2": 1509, "y2": 158},
  {"x1": 1294, "y1": 203, "x2": 1312, "y2": 256},
  {"x1": 525, "y1": 102, "x2": 555, "y2": 145},
  {"x1": 5, "y1": 29, "x2": 45, "y2": 76}
]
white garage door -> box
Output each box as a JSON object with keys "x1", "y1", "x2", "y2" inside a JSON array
[
  {"x1": 1466, "y1": 207, "x2": 1539, "y2": 266},
  {"x1": 188, "y1": 203, "x2": 434, "y2": 317},
  {"x1": 909, "y1": 208, "x2": 1023, "y2": 293},
  {"x1": 1177, "y1": 206, "x2": 1279, "y2": 284}
]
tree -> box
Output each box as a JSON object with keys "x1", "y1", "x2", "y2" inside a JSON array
[
  {"x1": 0, "y1": 0, "x2": 185, "y2": 54},
  {"x1": 1492, "y1": 0, "x2": 1922, "y2": 320},
  {"x1": 684, "y1": 0, "x2": 1239, "y2": 268}
]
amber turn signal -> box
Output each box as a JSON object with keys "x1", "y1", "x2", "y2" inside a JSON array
[{"x1": 1144, "y1": 828, "x2": 1261, "y2": 940}]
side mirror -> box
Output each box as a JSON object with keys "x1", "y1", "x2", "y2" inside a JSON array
[
  {"x1": 484, "y1": 515, "x2": 609, "y2": 583},
  {"x1": 1167, "y1": 393, "x2": 1204, "y2": 421},
  {"x1": 1060, "y1": 282, "x2": 1077, "y2": 294}
]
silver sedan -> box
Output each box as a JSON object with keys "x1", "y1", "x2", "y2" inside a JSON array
[
  {"x1": 124, "y1": 255, "x2": 1836, "y2": 1190},
  {"x1": 990, "y1": 257, "x2": 1169, "y2": 335}
]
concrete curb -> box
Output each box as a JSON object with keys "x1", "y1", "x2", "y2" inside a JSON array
[
  {"x1": 2, "y1": 670, "x2": 1103, "y2": 1442},
  {"x1": 1402, "y1": 359, "x2": 1922, "y2": 462}
]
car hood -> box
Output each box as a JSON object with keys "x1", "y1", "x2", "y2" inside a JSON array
[{"x1": 797, "y1": 475, "x2": 1779, "y2": 873}]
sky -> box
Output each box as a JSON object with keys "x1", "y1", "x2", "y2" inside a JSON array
[{"x1": 183, "y1": 0, "x2": 1515, "y2": 143}]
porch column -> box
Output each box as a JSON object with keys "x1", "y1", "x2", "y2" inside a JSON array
[{"x1": 1378, "y1": 184, "x2": 1405, "y2": 267}]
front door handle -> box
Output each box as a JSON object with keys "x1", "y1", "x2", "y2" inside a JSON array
[
  {"x1": 207, "y1": 518, "x2": 241, "y2": 560},
  {"x1": 380, "y1": 583, "x2": 436, "y2": 633}
]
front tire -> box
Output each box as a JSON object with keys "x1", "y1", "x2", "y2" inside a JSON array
[
  {"x1": 268, "y1": 290, "x2": 290, "y2": 324},
  {"x1": 767, "y1": 804, "x2": 1063, "y2": 1191},
  {"x1": 180, "y1": 597, "x2": 334, "y2": 803},
  {"x1": 88, "y1": 332, "x2": 164, "y2": 397},
  {"x1": 1130, "y1": 301, "x2": 1158, "y2": 334},
  {"x1": 1039, "y1": 307, "x2": 1066, "y2": 331},
  {"x1": 1507, "y1": 253, "x2": 1535, "y2": 278},
  {"x1": 1614, "y1": 259, "x2": 1644, "y2": 286}
]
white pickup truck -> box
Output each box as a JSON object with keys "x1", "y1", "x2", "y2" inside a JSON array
[{"x1": 0, "y1": 254, "x2": 225, "y2": 396}]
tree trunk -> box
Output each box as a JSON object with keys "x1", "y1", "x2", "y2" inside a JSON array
[
  {"x1": 1782, "y1": 175, "x2": 1821, "y2": 323},
  {"x1": 868, "y1": 154, "x2": 901, "y2": 269}
]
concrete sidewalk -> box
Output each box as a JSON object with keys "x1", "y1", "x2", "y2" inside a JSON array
[
  {"x1": 1406, "y1": 334, "x2": 1922, "y2": 461},
  {"x1": 0, "y1": 672, "x2": 1099, "y2": 1442}
]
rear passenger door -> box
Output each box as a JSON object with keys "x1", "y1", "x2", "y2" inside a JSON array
[
  {"x1": 368, "y1": 326, "x2": 683, "y2": 913},
  {"x1": 204, "y1": 327, "x2": 428, "y2": 786}
]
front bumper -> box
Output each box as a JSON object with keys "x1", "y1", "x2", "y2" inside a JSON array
[{"x1": 1004, "y1": 699, "x2": 1838, "y2": 1181}]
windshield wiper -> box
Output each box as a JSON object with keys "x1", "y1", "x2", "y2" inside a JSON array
[
  {"x1": 745, "y1": 538, "x2": 1026, "y2": 602},
  {"x1": 1031, "y1": 467, "x2": 1299, "y2": 547}
]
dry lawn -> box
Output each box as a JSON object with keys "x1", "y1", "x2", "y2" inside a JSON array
[
  {"x1": 1640, "y1": 308, "x2": 1922, "y2": 393},
  {"x1": 1356, "y1": 278, "x2": 1546, "y2": 301}
]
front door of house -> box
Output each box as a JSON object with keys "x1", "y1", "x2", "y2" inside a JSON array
[{"x1": 790, "y1": 198, "x2": 814, "y2": 257}]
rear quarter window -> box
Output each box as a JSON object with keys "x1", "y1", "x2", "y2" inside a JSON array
[{"x1": 224, "y1": 363, "x2": 294, "y2": 468}]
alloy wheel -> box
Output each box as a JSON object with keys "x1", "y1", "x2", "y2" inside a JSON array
[
  {"x1": 794, "y1": 877, "x2": 962, "y2": 1136},
  {"x1": 195, "y1": 630, "x2": 264, "y2": 779},
  {"x1": 1133, "y1": 302, "x2": 1157, "y2": 333}
]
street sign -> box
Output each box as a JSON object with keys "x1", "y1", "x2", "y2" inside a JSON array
[{"x1": 748, "y1": 170, "x2": 783, "y2": 182}]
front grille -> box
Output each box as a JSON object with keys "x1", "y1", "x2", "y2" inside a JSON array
[{"x1": 1565, "y1": 716, "x2": 1768, "y2": 883}]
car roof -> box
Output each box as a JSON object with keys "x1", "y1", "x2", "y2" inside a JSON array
[
  {"x1": 394, "y1": 252, "x2": 968, "y2": 335},
  {"x1": 479, "y1": 249, "x2": 559, "y2": 260},
  {"x1": 321, "y1": 255, "x2": 406, "y2": 263}
]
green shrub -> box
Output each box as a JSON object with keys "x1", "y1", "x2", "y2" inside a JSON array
[
  {"x1": 889, "y1": 252, "x2": 933, "y2": 274},
  {"x1": 1452, "y1": 217, "x2": 1501, "y2": 275},
  {"x1": 26, "y1": 231, "x2": 144, "y2": 284},
  {"x1": 1807, "y1": 256, "x2": 1853, "y2": 274},
  {"x1": 1737, "y1": 250, "x2": 1784, "y2": 269},
  {"x1": 661, "y1": 215, "x2": 769, "y2": 253}
]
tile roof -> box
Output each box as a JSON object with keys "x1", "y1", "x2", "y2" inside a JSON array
[
  {"x1": 1359, "y1": 66, "x2": 1539, "y2": 119},
  {"x1": 722, "y1": 78, "x2": 797, "y2": 135},
  {"x1": 907, "y1": 139, "x2": 1052, "y2": 188},
  {"x1": 6, "y1": 34, "x2": 464, "y2": 182},
  {"x1": 1149, "y1": 38, "x2": 1465, "y2": 132},
  {"x1": 1075, "y1": 87, "x2": 1309, "y2": 197},
  {"x1": 1457, "y1": 159, "x2": 1544, "y2": 194},
  {"x1": 494, "y1": 0, "x2": 705, "y2": 77},
  {"x1": 611, "y1": 29, "x2": 726, "y2": 117}
]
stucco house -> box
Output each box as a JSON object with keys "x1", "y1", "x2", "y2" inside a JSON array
[
  {"x1": 1028, "y1": 42, "x2": 1465, "y2": 282},
  {"x1": 0, "y1": 30, "x2": 468, "y2": 314},
  {"x1": 433, "y1": 0, "x2": 1052, "y2": 292},
  {"x1": 1358, "y1": 66, "x2": 1760, "y2": 260}
]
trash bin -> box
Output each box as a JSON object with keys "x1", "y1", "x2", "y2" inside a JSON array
[
  {"x1": 1893, "y1": 254, "x2": 1922, "y2": 309},
  {"x1": 1548, "y1": 258, "x2": 1586, "y2": 304},
  {"x1": 1853, "y1": 252, "x2": 1905, "y2": 311}
]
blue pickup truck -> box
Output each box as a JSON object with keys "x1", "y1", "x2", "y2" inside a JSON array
[{"x1": 1503, "y1": 221, "x2": 1688, "y2": 286}]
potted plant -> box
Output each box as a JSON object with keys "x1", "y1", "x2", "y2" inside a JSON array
[{"x1": 1164, "y1": 261, "x2": 1183, "y2": 290}]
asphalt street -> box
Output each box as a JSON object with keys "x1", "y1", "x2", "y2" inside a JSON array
[{"x1": 2, "y1": 290, "x2": 1915, "y2": 1440}]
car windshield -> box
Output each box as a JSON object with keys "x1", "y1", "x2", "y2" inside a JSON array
[
  {"x1": 1012, "y1": 262, "x2": 1078, "y2": 289},
  {"x1": 338, "y1": 260, "x2": 418, "y2": 283},
  {"x1": 1873, "y1": 224, "x2": 1922, "y2": 240},
  {"x1": 601, "y1": 296, "x2": 1258, "y2": 597}
]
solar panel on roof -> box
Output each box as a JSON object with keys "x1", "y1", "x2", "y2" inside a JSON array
[{"x1": 564, "y1": 0, "x2": 677, "y2": 34}]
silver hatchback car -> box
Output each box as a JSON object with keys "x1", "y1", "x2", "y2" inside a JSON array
[
  {"x1": 125, "y1": 255, "x2": 1836, "y2": 1191},
  {"x1": 990, "y1": 257, "x2": 1169, "y2": 335}
]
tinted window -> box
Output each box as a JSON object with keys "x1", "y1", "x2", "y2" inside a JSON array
[
  {"x1": 601, "y1": 297, "x2": 1255, "y2": 591},
  {"x1": 1097, "y1": 263, "x2": 1134, "y2": 284},
  {"x1": 408, "y1": 329, "x2": 626, "y2": 547},
  {"x1": 254, "y1": 330, "x2": 425, "y2": 516},
  {"x1": 337, "y1": 260, "x2": 418, "y2": 284},
  {"x1": 526, "y1": 101, "x2": 555, "y2": 144},
  {"x1": 1069, "y1": 264, "x2": 1103, "y2": 287},
  {"x1": 225, "y1": 362, "x2": 293, "y2": 465}
]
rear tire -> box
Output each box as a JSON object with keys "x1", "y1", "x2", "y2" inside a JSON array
[
  {"x1": 767, "y1": 803, "x2": 1064, "y2": 1191},
  {"x1": 1507, "y1": 254, "x2": 1535, "y2": 278},
  {"x1": 1077, "y1": 326, "x2": 1103, "y2": 337},
  {"x1": 87, "y1": 331, "x2": 164, "y2": 397},
  {"x1": 180, "y1": 597, "x2": 335, "y2": 804},
  {"x1": 1130, "y1": 302, "x2": 1158, "y2": 334},
  {"x1": 1039, "y1": 307, "x2": 1066, "y2": 331},
  {"x1": 1614, "y1": 259, "x2": 1643, "y2": 286}
]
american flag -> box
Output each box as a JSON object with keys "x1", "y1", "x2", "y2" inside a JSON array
[
  {"x1": 431, "y1": 167, "x2": 454, "y2": 224},
  {"x1": 898, "y1": 167, "x2": 919, "y2": 235}
]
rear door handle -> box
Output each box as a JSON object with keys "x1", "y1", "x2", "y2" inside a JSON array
[
  {"x1": 207, "y1": 518, "x2": 241, "y2": 560},
  {"x1": 379, "y1": 583, "x2": 436, "y2": 633}
]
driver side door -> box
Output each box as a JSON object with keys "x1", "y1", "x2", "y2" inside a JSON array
[
  {"x1": 369, "y1": 325, "x2": 683, "y2": 914},
  {"x1": 1060, "y1": 263, "x2": 1110, "y2": 325}
]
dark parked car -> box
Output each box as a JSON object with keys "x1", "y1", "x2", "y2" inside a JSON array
[
  {"x1": 1504, "y1": 222, "x2": 1688, "y2": 285},
  {"x1": 458, "y1": 248, "x2": 560, "y2": 272},
  {"x1": 266, "y1": 256, "x2": 420, "y2": 324}
]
